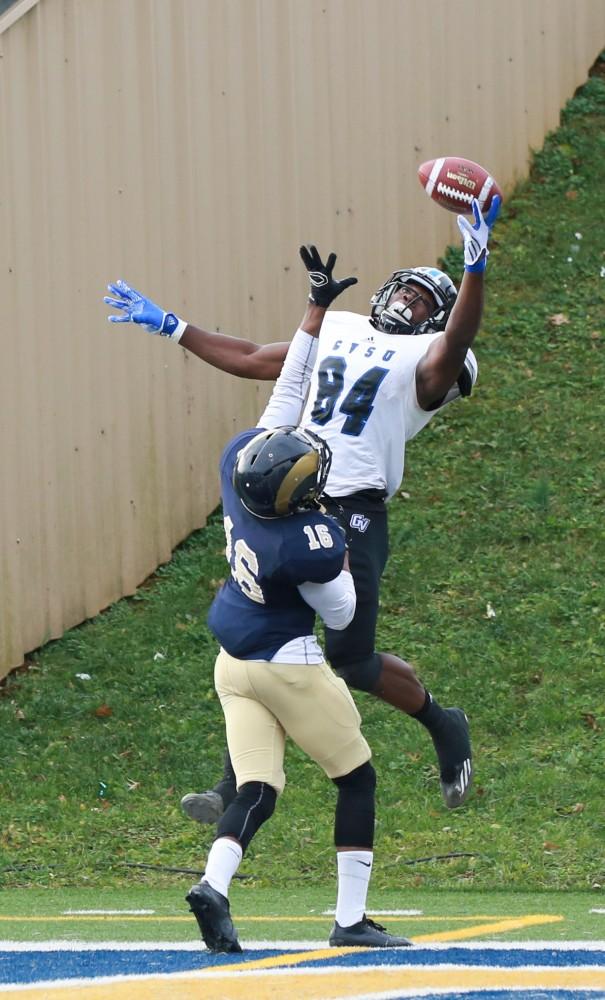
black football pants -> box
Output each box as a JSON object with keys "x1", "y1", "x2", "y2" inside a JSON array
[{"x1": 322, "y1": 490, "x2": 388, "y2": 693}]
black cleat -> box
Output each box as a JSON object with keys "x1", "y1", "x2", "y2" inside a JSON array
[
  {"x1": 186, "y1": 882, "x2": 242, "y2": 953},
  {"x1": 181, "y1": 791, "x2": 225, "y2": 824},
  {"x1": 441, "y1": 755, "x2": 473, "y2": 809},
  {"x1": 432, "y1": 708, "x2": 473, "y2": 809},
  {"x1": 329, "y1": 915, "x2": 412, "y2": 948}
]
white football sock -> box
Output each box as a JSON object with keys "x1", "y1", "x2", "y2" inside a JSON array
[
  {"x1": 335, "y1": 850, "x2": 373, "y2": 927},
  {"x1": 201, "y1": 837, "x2": 243, "y2": 899}
]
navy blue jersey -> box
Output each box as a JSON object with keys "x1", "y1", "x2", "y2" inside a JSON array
[{"x1": 207, "y1": 428, "x2": 346, "y2": 660}]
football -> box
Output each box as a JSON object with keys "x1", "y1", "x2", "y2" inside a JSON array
[{"x1": 417, "y1": 157, "x2": 502, "y2": 215}]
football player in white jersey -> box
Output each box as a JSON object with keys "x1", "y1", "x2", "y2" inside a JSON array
[{"x1": 105, "y1": 195, "x2": 500, "y2": 818}]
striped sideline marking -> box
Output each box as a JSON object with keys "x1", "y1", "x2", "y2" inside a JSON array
[
  {"x1": 62, "y1": 911, "x2": 156, "y2": 916},
  {"x1": 322, "y1": 909, "x2": 423, "y2": 916},
  {"x1": 1, "y1": 952, "x2": 605, "y2": 999},
  {"x1": 2, "y1": 915, "x2": 604, "y2": 999},
  {"x1": 217, "y1": 916, "x2": 565, "y2": 971}
]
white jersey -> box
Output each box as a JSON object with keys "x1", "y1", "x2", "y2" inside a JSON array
[{"x1": 299, "y1": 311, "x2": 458, "y2": 500}]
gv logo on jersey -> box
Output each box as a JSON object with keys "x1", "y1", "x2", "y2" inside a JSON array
[{"x1": 350, "y1": 513, "x2": 370, "y2": 533}]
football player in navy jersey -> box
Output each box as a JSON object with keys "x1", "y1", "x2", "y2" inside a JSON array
[
  {"x1": 105, "y1": 195, "x2": 500, "y2": 822},
  {"x1": 189, "y1": 425, "x2": 410, "y2": 951},
  {"x1": 183, "y1": 289, "x2": 410, "y2": 951}
]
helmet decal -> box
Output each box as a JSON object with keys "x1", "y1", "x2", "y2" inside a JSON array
[{"x1": 233, "y1": 426, "x2": 332, "y2": 518}]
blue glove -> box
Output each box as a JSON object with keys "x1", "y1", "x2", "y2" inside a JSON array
[
  {"x1": 457, "y1": 195, "x2": 501, "y2": 273},
  {"x1": 104, "y1": 279, "x2": 186, "y2": 341}
]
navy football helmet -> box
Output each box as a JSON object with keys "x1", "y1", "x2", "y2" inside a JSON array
[
  {"x1": 233, "y1": 426, "x2": 332, "y2": 518},
  {"x1": 370, "y1": 266, "x2": 457, "y2": 336}
]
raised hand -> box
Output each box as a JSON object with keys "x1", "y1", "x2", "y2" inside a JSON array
[
  {"x1": 299, "y1": 245, "x2": 358, "y2": 307},
  {"x1": 457, "y1": 195, "x2": 502, "y2": 273},
  {"x1": 104, "y1": 279, "x2": 186, "y2": 340}
]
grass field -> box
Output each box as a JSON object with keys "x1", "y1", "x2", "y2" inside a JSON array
[
  {"x1": 1, "y1": 56, "x2": 604, "y2": 907},
  {"x1": 1, "y1": 886, "x2": 605, "y2": 944}
]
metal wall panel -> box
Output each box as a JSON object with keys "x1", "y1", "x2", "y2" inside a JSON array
[{"x1": 1, "y1": 0, "x2": 604, "y2": 676}]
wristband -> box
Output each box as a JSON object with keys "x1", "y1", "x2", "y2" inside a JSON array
[
  {"x1": 464, "y1": 257, "x2": 488, "y2": 274},
  {"x1": 160, "y1": 314, "x2": 188, "y2": 342}
]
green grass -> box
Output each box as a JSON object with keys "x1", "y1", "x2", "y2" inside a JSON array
[
  {"x1": 1, "y1": 60, "x2": 605, "y2": 896},
  {"x1": 1, "y1": 887, "x2": 604, "y2": 943}
]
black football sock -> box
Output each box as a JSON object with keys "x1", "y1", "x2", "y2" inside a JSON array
[
  {"x1": 212, "y1": 750, "x2": 237, "y2": 808},
  {"x1": 412, "y1": 689, "x2": 447, "y2": 731}
]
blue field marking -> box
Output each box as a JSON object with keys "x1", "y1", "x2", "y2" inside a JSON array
[
  {"x1": 295, "y1": 946, "x2": 605, "y2": 970},
  {"x1": 415, "y1": 994, "x2": 605, "y2": 999},
  {"x1": 1, "y1": 943, "x2": 605, "y2": 992},
  {"x1": 0, "y1": 947, "x2": 279, "y2": 984},
  {"x1": 308, "y1": 994, "x2": 605, "y2": 999}
]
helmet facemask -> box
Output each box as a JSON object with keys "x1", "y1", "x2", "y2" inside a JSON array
[{"x1": 370, "y1": 267, "x2": 457, "y2": 336}]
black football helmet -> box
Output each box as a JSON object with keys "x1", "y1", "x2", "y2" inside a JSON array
[
  {"x1": 370, "y1": 266, "x2": 457, "y2": 336},
  {"x1": 233, "y1": 426, "x2": 332, "y2": 518}
]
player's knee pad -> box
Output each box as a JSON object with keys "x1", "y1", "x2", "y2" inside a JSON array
[
  {"x1": 216, "y1": 781, "x2": 277, "y2": 853},
  {"x1": 331, "y1": 652, "x2": 382, "y2": 693},
  {"x1": 334, "y1": 760, "x2": 376, "y2": 795},
  {"x1": 332, "y1": 761, "x2": 376, "y2": 848}
]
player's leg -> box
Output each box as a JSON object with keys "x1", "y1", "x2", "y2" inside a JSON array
[
  {"x1": 181, "y1": 749, "x2": 236, "y2": 824},
  {"x1": 374, "y1": 656, "x2": 473, "y2": 808},
  {"x1": 188, "y1": 778, "x2": 277, "y2": 953},
  {"x1": 260, "y1": 658, "x2": 409, "y2": 947},
  {"x1": 186, "y1": 650, "x2": 284, "y2": 953},
  {"x1": 323, "y1": 492, "x2": 421, "y2": 703},
  {"x1": 331, "y1": 763, "x2": 410, "y2": 948},
  {"x1": 324, "y1": 494, "x2": 473, "y2": 809}
]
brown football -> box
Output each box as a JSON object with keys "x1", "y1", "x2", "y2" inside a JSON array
[{"x1": 418, "y1": 157, "x2": 502, "y2": 215}]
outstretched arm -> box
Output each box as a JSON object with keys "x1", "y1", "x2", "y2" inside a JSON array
[
  {"x1": 104, "y1": 248, "x2": 355, "y2": 382},
  {"x1": 179, "y1": 327, "x2": 288, "y2": 380},
  {"x1": 103, "y1": 279, "x2": 289, "y2": 380},
  {"x1": 415, "y1": 196, "x2": 501, "y2": 410}
]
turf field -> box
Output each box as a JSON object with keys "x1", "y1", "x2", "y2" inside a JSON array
[{"x1": 2, "y1": 888, "x2": 605, "y2": 997}]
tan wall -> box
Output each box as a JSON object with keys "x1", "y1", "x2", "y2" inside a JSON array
[{"x1": 1, "y1": 0, "x2": 603, "y2": 678}]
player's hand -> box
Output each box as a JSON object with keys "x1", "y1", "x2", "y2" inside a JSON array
[
  {"x1": 456, "y1": 195, "x2": 501, "y2": 273},
  {"x1": 104, "y1": 279, "x2": 185, "y2": 340},
  {"x1": 299, "y1": 245, "x2": 358, "y2": 307},
  {"x1": 324, "y1": 506, "x2": 351, "y2": 546}
]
